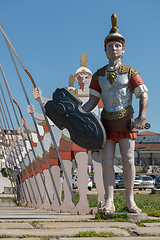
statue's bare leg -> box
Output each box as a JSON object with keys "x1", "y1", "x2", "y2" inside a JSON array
[
  {"x1": 119, "y1": 138, "x2": 142, "y2": 213},
  {"x1": 60, "y1": 160, "x2": 74, "y2": 212},
  {"x1": 50, "y1": 165, "x2": 61, "y2": 211},
  {"x1": 39, "y1": 169, "x2": 54, "y2": 210},
  {"x1": 92, "y1": 151, "x2": 104, "y2": 205},
  {"x1": 99, "y1": 140, "x2": 116, "y2": 213},
  {"x1": 74, "y1": 152, "x2": 89, "y2": 213}
]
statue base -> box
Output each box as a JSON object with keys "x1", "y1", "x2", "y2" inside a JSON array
[
  {"x1": 127, "y1": 212, "x2": 148, "y2": 221},
  {"x1": 103, "y1": 212, "x2": 148, "y2": 221}
]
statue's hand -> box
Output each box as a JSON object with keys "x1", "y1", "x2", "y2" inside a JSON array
[
  {"x1": 17, "y1": 127, "x2": 23, "y2": 135},
  {"x1": 32, "y1": 87, "x2": 42, "y2": 101},
  {"x1": 20, "y1": 118, "x2": 27, "y2": 128},
  {"x1": 27, "y1": 104, "x2": 35, "y2": 116},
  {"x1": 134, "y1": 117, "x2": 146, "y2": 129}
]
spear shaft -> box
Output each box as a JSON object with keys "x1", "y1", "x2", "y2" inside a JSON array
[
  {"x1": 0, "y1": 131, "x2": 18, "y2": 202},
  {"x1": 0, "y1": 27, "x2": 62, "y2": 206},
  {"x1": 0, "y1": 119, "x2": 27, "y2": 203},
  {"x1": 0, "y1": 98, "x2": 37, "y2": 204},
  {"x1": 0, "y1": 105, "x2": 31, "y2": 203},
  {"x1": 0, "y1": 83, "x2": 43, "y2": 204},
  {"x1": 0, "y1": 22, "x2": 76, "y2": 205},
  {"x1": 0, "y1": 64, "x2": 53, "y2": 205}
]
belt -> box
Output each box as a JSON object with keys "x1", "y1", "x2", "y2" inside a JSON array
[{"x1": 101, "y1": 105, "x2": 134, "y2": 120}]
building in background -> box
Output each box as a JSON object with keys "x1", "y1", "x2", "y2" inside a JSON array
[
  {"x1": 0, "y1": 128, "x2": 19, "y2": 171},
  {"x1": 0, "y1": 128, "x2": 6, "y2": 171},
  {"x1": 135, "y1": 131, "x2": 160, "y2": 173}
]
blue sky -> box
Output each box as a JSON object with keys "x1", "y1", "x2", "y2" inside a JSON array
[{"x1": 0, "y1": 0, "x2": 160, "y2": 134}]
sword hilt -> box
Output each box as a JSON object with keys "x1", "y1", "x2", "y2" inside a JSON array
[{"x1": 129, "y1": 118, "x2": 151, "y2": 130}]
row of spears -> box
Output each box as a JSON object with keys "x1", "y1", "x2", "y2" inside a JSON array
[{"x1": 0, "y1": 22, "x2": 105, "y2": 214}]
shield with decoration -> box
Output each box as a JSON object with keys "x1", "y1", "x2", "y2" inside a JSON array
[{"x1": 44, "y1": 87, "x2": 106, "y2": 150}]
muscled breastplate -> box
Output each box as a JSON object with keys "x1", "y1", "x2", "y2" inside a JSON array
[
  {"x1": 99, "y1": 70, "x2": 134, "y2": 120},
  {"x1": 99, "y1": 71, "x2": 132, "y2": 110}
]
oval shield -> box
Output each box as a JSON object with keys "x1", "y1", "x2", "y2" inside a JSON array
[{"x1": 44, "y1": 87, "x2": 106, "y2": 150}]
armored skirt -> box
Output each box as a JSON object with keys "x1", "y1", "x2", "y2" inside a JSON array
[{"x1": 101, "y1": 113, "x2": 137, "y2": 143}]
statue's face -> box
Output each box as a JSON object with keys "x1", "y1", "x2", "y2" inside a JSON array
[
  {"x1": 105, "y1": 41, "x2": 125, "y2": 60},
  {"x1": 75, "y1": 72, "x2": 92, "y2": 89}
]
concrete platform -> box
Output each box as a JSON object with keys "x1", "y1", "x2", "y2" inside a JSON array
[
  {"x1": 0, "y1": 206, "x2": 160, "y2": 240},
  {"x1": 127, "y1": 212, "x2": 148, "y2": 220}
]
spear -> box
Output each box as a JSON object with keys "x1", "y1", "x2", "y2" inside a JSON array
[
  {"x1": 0, "y1": 64, "x2": 53, "y2": 206},
  {"x1": 0, "y1": 22, "x2": 76, "y2": 205},
  {"x1": 0, "y1": 24, "x2": 62, "y2": 205},
  {"x1": 0, "y1": 127, "x2": 18, "y2": 201},
  {"x1": 0, "y1": 83, "x2": 44, "y2": 205},
  {"x1": 0, "y1": 104, "x2": 29, "y2": 202},
  {"x1": 0, "y1": 119, "x2": 26, "y2": 203},
  {"x1": 0, "y1": 98, "x2": 37, "y2": 204}
]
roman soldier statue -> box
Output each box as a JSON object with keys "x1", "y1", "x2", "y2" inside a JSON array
[{"x1": 82, "y1": 13, "x2": 148, "y2": 213}]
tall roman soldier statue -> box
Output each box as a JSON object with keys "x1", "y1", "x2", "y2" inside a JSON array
[{"x1": 82, "y1": 13, "x2": 148, "y2": 213}]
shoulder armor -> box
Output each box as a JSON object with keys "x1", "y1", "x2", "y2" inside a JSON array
[
  {"x1": 38, "y1": 121, "x2": 47, "y2": 126},
  {"x1": 92, "y1": 65, "x2": 107, "y2": 81},
  {"x1": 130, "y1": 67, "x2": 139, "y2": 78},
  {"x1": 92, "y1": 71, "x2": 99, "y2": 81},
  {"x1": 119, "y1": 64, "x2": 139, "y2": 79},
  {"x1": 119, "y1": 64, "x2": 130, "y2": 74}
]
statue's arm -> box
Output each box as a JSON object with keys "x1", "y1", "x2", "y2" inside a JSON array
[
  {"x1": 25, "y1": 124, "x2": 37, "y2": 133},
  {"x1": 17, "y1": 127, "x2": 29, "y2": 139},
  {"x1": 34, "y1": 112, "x2": 45, "y2": 121},
  {"x1": 32, "y1": 87, "x2": 51, "y2": 104},
  {"x1": 20, "y1": 118, "x2": 37, "y2": 133},
  {"x1": 27, "y1": 104, "x2": 45, "y2": 121},
  {"x1": 134, "y1": 92, "x2": 148, "y2": 129},
  {"x1": 82, "y1": 95, "x2": 100, "y2": 112}
]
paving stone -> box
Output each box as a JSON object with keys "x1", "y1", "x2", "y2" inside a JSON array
[
  {"x1": 0, "y1": 227, "x2": 129, "y2": 237},
  {"x1": 39, "y1": 221, "x2": 137, "y2": 229},
  {"x1": 0, "y1": 222, "x2": 33, "y2": 229},
  {"x1": 130, "y1": 226, "x2": 160, "y2": 236},
  {"x1": 144, "y1": 222, "x2": 160, "y2": 227},
  {"x1": 1, "y1": 205, "x2": 160, "y2": 239},
  {"x1": 1, "y1": 237, "x2": 160, "y2": 240},
  {"x1": 59, "y1": 238, "x2": 160, "y2": 240}
]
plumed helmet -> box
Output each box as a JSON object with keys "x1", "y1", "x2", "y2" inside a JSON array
[
  {"x1": 75, "y1": 53, "x2": 92, "y2": 75},
  {"x1": 104, "y1": 13, "x2": 125, "y2": 46}
]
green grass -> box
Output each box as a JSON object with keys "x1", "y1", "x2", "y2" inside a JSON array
[
  {"x1": 70, "y1": 192, "x2": 160, "y2": 217},
  {"x1": 75, "y1": 230, "x2": 117, "y2": 237},
  {"x1": 136, "y1": 222, "x2": 145, "y2": 227},
  {"x1": 21, "y1": 235, "x2": 36, "y2": 238},
  {"x1": 141, "y1": 219, "x2": 160, "y2": 223},
  {"x1": 134, "y1": 193, "x2": 160, "y2": 217},
  {"x1": 62, "y1": 191, "x2": 160, "y2": 217},
  {"x1": 4, "y1": 169, "x2": 9, "y2": 177},
  {"x1": 87, "y1": 194, "x2": 98, "y2": 208},
  {"x1": 95, "y1": 212, "x2": 129, "y2": 221},
  {"x1": 0, "y1": 236, "x2": 11, "y2": 238},
  {"x1": 62, "y1": 191, "x2": 97, "y2": 206},
  {"x1": 114, "y1": 193, "x2": 160, "y2": 217},
  {"x1": 95, "y1": 212, "x2": 106, "y2": 219}
]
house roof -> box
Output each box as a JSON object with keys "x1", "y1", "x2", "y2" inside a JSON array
[
  {"x1": 137, "y1": 131, "x2": 160, "y2": 136},
  {"x1": 135, "y1": 143, "x2": 160, "y2": 151}
]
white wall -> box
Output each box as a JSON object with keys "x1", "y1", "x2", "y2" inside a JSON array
[{"x1": 136, "y1": 134, "x2": 160, "y2": 143}]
